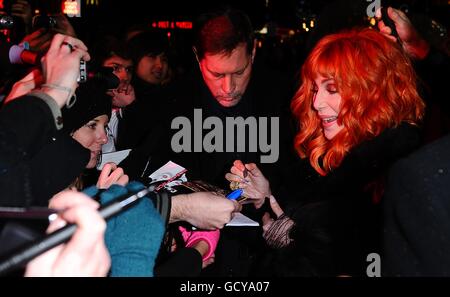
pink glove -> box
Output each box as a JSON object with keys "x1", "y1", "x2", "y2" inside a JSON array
[{"x1": 178, "y1": 226, "x2": 220, "y2": 262}]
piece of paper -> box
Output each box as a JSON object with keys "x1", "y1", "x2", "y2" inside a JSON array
[
  {"x1": 97, "y1": 149, "x2": 132, "y2": 170},
  {"x1": 226, "y1": 213, "x2": 259, "y2": 227},
  {"x1": 149, "y1": 161, "x2": 188, "y2": 191}
]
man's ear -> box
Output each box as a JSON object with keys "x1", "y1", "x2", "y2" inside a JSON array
[{"x1": 192, "y1": 46, "x2": 200, "y2": 64}]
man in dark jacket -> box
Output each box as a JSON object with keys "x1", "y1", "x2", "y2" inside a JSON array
[
  {"x1": 121, "y1": 7, "x2": 295, "y2": 277},
  {"x1": 383, "y1": 133, "x2": 450, "y2": 276},
  {"x1": 124, "y1": 8, "x2": 295, "y2": 192}
]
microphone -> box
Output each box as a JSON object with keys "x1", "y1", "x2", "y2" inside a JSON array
[
  {"x1": 8, "y1": 45, "x2": 42, "y2": 65},
  {"x1": 19, "y1": 50, "x2": 42, "y2": 65},
  {"x1": 88, "y1": 66, "x2": 120, "y2": 90},
  {"x1": 0, "y1": 186, "x2": 155, "y2": 275}
]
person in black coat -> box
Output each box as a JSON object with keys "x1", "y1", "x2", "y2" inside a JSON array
[
  {"x1": 115, "y1": 30, "x2": 173, "y2": 151},
  {"x1": 0, "y1": 33, "x2": 91, "y2": 207},
  {"x1": 120, "y1": 7, "x2": 296, "y2": 276},
  {"x1": 383, "y1": 133, "x2": 450, "y2": 276},
  {"x1": 226, "y1": 28, "x2": 426, "y2": 276},
  {"x1": 122, "y1": 8, "x2": 296, "y2": 192}
]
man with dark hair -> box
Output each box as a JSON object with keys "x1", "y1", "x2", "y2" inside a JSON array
[
  {"x1": 192, "y1": 8, "x2": 255, "y2": 109},
  {"x1": 121, "y1": 7, "x2": 295, "y2": 276},
  {"x1": 91, "y1": 35, "x2": 135, "y2": 153},
  {"x1": 143, "y1": 7, "x2": 295, "y2": 189},
  {"x1": 114, "y1": 30, "x2": 174, "y2": 151}
]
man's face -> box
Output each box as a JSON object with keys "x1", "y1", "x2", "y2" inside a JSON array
[
  {"x1": 103, "y1": 55, "x2": 135, "y2": 107},
  {"x1": 199, "y1": 43, "x2": 253, "y2": 107},
  {"x1": 103, "y1": 55, "x2": 133, "y2": 85}
]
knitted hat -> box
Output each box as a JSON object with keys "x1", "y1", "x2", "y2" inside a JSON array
[{"x1": 61, "y1": 79, "x2": 112, "y2": 133}]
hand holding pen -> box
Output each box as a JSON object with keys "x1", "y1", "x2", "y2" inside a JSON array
[{"x1": 225, "y1": 160, "x2": 272, "y2": 209}]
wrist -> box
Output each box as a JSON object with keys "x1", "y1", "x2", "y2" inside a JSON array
[
  {"x1": 40, "y1": 84, "x2": 75, "y2": 108},
  {"x1": 191, "y1": 240, "x2": 209, "y2": 258},
  {"x1": 169, "y1": 194, "x2": 189, "y2": 223},
  {"x1": 406, "y1": 37, "x2": 430, "y2": 60},
  {"x1": 264, "y1": 185, "x2": 272, "y2": 198}
]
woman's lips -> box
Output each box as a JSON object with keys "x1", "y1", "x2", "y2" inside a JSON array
[{"x1": 321, "y1": 116, "x2": 338, "y2": 128}]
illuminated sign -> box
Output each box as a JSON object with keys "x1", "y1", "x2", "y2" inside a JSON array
[
  {"x1": 63, "y1": 0, "x2": 81, "y2": 17},
  {"x1": 151, "y1": 21, "x2": 192, "y2": 30}
]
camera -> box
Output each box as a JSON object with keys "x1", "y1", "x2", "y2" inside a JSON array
[
  {"x1": 0, "y1": 15, "x2": 14, "y2": 29},
  {"x1": 31, "y1": 15, "x2": 57, "y2": 31},
  {"x1": 77, "y1": 60, "x2": 87, "y2": 83}
]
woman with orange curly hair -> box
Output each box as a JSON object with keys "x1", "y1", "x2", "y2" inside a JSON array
[{"x1": 226, "y1": 28, "x2": 425, "y2": 276}]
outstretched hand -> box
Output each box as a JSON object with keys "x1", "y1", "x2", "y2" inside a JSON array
[
  {"x1": 261, "y1": 195, "x2": 294, "y2": 248},
  {"x1": 376, "y1": 7, "x2": 429, "y2": 60},
  {"x1": 261, "y1": 195, "x2": 284, "y2": 234},
  {"x1": 171, "y1": 192, "x2": 242, "y2": 230}
]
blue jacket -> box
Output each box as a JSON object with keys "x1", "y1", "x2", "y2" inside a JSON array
[{"x1": 84, "y1": 181, "x2": 165, "y2": 277}]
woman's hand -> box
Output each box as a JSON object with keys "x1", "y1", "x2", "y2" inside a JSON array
[
  {"x1": 97, "y1": 163, "x2": 129, "y2": 189},
  {"x1": 40, "y1": 34, "x2": 90, "y2": 107},
  {"x1": 225, "y1": 160, "x2": 271, "y2": 208},
  {"x1": 261, "y1": 195, "x2": 294, "y2": 248},
  {"x1": 376, "y1": 7, "x2": 429, "y2": 60}
]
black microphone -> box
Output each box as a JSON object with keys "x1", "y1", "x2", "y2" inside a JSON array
[
  {"x1": 0, "y1": 187, "x2": 154, "y2": 275},
  {"x1": 88, "y1": 66, "x2": 120, "y2": 90}
]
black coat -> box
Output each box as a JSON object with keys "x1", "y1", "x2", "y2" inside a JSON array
[
  {"x1": 383, "y1": 133, "x2": 450, "y2": 276},
  {"x1": 122, "y1": 63, "x2": 296, "y2": 192},
  {"x1": 116, "y1": 78, "x2": 173, "y2": 151},
  {"x1": 0, "y1": 95, "x2": 89, "y2": 207},
  {"x1": 257, "y1": 123, "x2": 422, "y2": 276}
]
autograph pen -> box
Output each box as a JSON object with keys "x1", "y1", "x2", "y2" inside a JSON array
[{"x1": 227, "y1": 189, "x2": 243, "y2": 200}]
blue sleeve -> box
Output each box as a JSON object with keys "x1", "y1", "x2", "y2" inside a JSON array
[{"x1": 100, "y1": 181, "x2": 165, "y2": 277}]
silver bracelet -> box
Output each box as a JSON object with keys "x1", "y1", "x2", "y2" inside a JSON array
[{"x1": 41, "y1": 83, "x2": 77, "y2": 108}]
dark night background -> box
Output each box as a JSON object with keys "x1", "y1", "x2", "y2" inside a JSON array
[
  {"x1": 1, "y1": 0, "x2": 448, "y2": 73},
  {"x1": 3, "y1": 0, "x2": 448, "y2": 51},
  {"x1": 21, "y1": 0, "x2": 447, "y2": 32}
]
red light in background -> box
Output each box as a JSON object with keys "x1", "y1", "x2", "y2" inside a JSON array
[
  {"x1": 167, "y1": 32, "x2": 171, "y2": 39},
  {"x1": 175, "y1": 21, "x2": 192, "y2": 29},
  {"x1": 152, "y1": 20, "x2": 193, "y2": 30},
  {"x1": 63, "y1": 0, "x2": 81, "y2": 17},
  {"x1": 0, "y1": 0, "x2": 4, "y2": 9},
  {"x1": 158, "y1": 21, "x2": 169, "y2": 29}
]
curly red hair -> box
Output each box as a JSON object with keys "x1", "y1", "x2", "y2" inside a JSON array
[{"x1": 291, "y1": 28, "x2": 425, "y2": 176}]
